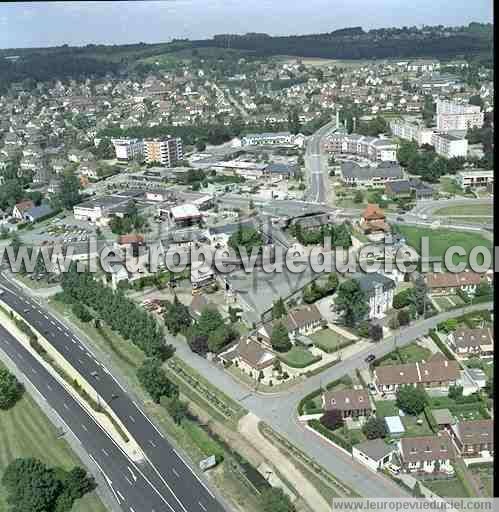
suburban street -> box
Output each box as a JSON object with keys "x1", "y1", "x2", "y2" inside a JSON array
[
  {"x1": 1, "y1": 270, "x2": 491, "y2": 500},
  {"x1": 0, "y1": 275, "x2": 227, "y2": 512}
]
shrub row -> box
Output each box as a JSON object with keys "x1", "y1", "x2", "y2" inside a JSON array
[
  {"x1": 308, "y1": 420, "x2": 352, "y2": 453},
  {"x1": 428, "y1": 329, "x2": 456, "y2": 360}
]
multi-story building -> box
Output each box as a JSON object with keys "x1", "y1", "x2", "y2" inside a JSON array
[
  {"x1": 339, "y1": 162, "x2": 404, "y2": 187},
  {"x1": 144, "y1": 137, "x2": 183, "y2": 167},
  {"x1": 389, "y1": 118, "x2": 434, "y2": 146},
  {"x1": 456, "y1": 169, "x2": 494, "y2": 189},
  {"x1": 430, "y1": 132, "x2": 468, "y2": 158},
  {"x1": 112, "y1": 138, "x2": 144, "y2": 161},
  {"x1": 323, "y1": 133, "x2": 398, "y2": 162},
  {"x1": 436, "y1": 99, "x2": 484, "y2": 132},
  {"x1": 240, "y1": 132, "x2": 303, "y2": 147}
]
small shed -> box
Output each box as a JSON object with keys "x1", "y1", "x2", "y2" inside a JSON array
[
  {"x1": 385, "y1": 416, "x2": 405, "y2": 437},
  {"x1": 431, "y1": 408, "x2": 454, "y2": 428}
]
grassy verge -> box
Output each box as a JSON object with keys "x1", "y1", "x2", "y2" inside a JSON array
[{"x1": 0, "y1": 390, "x2": 105, "y2": 512}]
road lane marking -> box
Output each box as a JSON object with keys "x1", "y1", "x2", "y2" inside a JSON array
[
  {"x1": 148, "y1": 440, "x2": 156, "y2": 448},
  {"x1": 199, "y1": 502, "x2": 207, "y2": 511},
  {"x1": 172, "y1": 449, "x2": 215, "y2": 499},
  {"x1": 172, "y1": 468, "x2": 179, "y2": 478},
  {"x1": 102, "y1": 448, "x2": 109, "y2": 457}
]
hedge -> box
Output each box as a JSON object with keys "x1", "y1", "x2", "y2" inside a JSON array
[
  {"x1": 424, "y1": 406, "x2": 439, "y2": 433},
  {"x1": 298, "y1": 388, "x2": 323, "y2": 415},
  {"x1": 316, "y1": 338, "x2": 356, "y2": 354},
  {"x1": 428, "y1": 329, "x2": 456, "y2": 360},
  {"x1": 308, "y1": 420, "x2": 353, "y2": 453}
]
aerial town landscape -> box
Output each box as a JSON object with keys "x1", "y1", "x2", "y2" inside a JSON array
[{"x1": 0, "y1": 2, "x2": 494, "y2": 512}]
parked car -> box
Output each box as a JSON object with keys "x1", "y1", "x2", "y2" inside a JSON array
[{"x1": 365, "y1": 354, "x2": 376, "y2": 364}]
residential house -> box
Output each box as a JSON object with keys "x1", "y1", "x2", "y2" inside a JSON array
[
  {"x1": 374, "y1": 353, "x2": 460, "y2": 393},
  {"x1": 352, "y1": 272, "x2": 396, "y2": 320},
  {"x1": 451, "y1": 420, "x2": 494, "y2": 457},
  {"x1": 24, "y1": 204, "x2": 54, "y2": 223},
  {"x1": 352, "y1": 439, "x2": 395, "y2": 472},
  {"x1": 384, "y1": 179, "x2": 433, "y2": 200},
  {"x1": 12, "y1": 200, "x2": 35, "y2": 220},
  {"x1": 359, "y1": 203, "x2": 391, "y2": 237},
  {"x1": 448, "y1": 327, "x2": 493, "y2": 358},
  {"x1": 398, "y1": 434, "x2": 455, "y2": 474},
  {"x1": 322, "y1": 389, "x2": 373, "y2": 419},
  {"x1": 425, "y1": 271, "x2": 491, "y2": 296}
]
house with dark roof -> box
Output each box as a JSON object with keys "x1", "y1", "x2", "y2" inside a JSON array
[
  {"x1": 451, "y1": 420, "x2": 494, "y2": 457},
  {"x1": 353, "y1": 439, "x2": 395, "y2": 472},
  {"x1": 340, "y1": 162, "x2": 403, "y2": 187},
  {"x1": 448, "y1": 327, "x2": 493, "y2": 358},
  {"x1": 398, "y1": 433, "x2": 455, "y2": 474},
  {"x1": 322, "y1": 388, "x2": 373, "y2": 418},
  {"x1": 24, "y1": 204, "x2": 55, "y2": 223},
  {"x1": 12, "y1": 200, "x2": 35, "y2": 220},
  {"x1": 384, "y1": 179, "x2": 433, "y2": 200}
]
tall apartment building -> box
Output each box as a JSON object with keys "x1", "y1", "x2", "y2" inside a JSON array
[
  {"x1": 436, "y1": 99, "x2": 484, "y2": 132},
  {"x1": 431, "y1": 132, "x2": 468, "y2": 158},
  {"x1": 323, "y1": 133, "x2": 398, "y2": 162},
  {"x1": 389, "y1": 119, "x2": 434, "y2": 146},
  {"x1": 112, "y1": 138, "x2": 144, "y2": 161},
  {"x1": 144, "y1": 137, "x2": 183, "y2": 167}
]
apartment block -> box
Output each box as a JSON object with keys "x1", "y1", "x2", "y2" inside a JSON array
[
  {"x1": 456, "y1": 169, "x2": 494, "y2": 189},
  {"x1": 389, "y1": 119, "x2": 434, "y2": 146},
  {"x1": 430, "y1": 132, "x2": 468, "y2": 158},
  {"x1": 436, "y1": 99, "x2": 484, "y2": 132},
  {"x1": 144, "y1": 137, "x2": 183, "y2": 167},
  {"x1": 112, "y1": 138, "x2": 144, "y2": 161},
  {"x1": 323, "y1": 133, "x2": 398, "y2": 162}
]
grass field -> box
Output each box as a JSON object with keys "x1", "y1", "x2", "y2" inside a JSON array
[
  {"x1": 434, "y1": 204, "x2": 493, "y2": 217},
  {"x1": 278, "y1": 346, "x2": 320, "y2": 368},
  {"x1": 310, "y1": 328, "x2": 350, "y2": 353},
  {"x1": 439, "y1": 177, "x2": 465, "y2": 196},
  {"x1": 394, "y1": 225, "x2": 492, "y2": 267},
  {"x1": 375, "y1": 400, "x2": 399, "y2": 418},
  {"x1": 424, "y1": 477, "x2": 470, "y2": 498},
  {"x1": 0, "y1": 392, "x2": 105, "y2": 512},
  {"x1": 469, "y1": 463, "x2": 494, "y2": 497},
  {"x1": 401, "y1": 414, "x2": 433, "y2": 437},
  {"x1": 398, "y1": 343, "x2": 432, "y2": 363}
]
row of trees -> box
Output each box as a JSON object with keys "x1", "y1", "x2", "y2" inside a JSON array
[
  {"x1": 2, "y1": 458, "x2": 95, "y2": 512},
  {"x1": 303, "y1": 273, "x2": 339, "y2": 304},
  {"x1": 60, "y1": 265, "x2": 173, "y2": 360},
  {"x1": 289, "y1": 223, "x2": 352, "y2": 247}
]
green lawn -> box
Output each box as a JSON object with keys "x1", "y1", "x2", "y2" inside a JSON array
[
  {"x1": 469, "y1": 463, "x2": 494, "y2": 497},
  {"x1": 0, "y1": 393, "x2": 105, "y2": 512},
  {"x1": 439, "y1": 177, "x2": 465, "y2": 196},
  {"x1": 434, "y1": 204, "x2": 493, "y2": 217},
  {"x1": 398, "y1": 343, "x2": 432, "y2": 364},
  {"x1": 465, "y1": 358, "x2": 494, "y2": 379},
  {"x1": 401, "y1": 414, "x2": 433, "y2": 437},
  {"x1": 375, "y1": 400, "x2": 399, "y2": 418},
  {"x1": 424, "y1": 477, "x2": 470, "y2": 498},
  {"x1": 278, "y1": 346, "x2": 320, "y2": 368},
  {"x1": 310, "y1": 328, "x2": 350, "y2": 353},
  {"x1": 395, "y1": 225, "x2": 492, "y2": 268}
]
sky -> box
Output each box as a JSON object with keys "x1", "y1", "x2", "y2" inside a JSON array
[{"x1": 0, "y1": 0, "x2": 493, "y2": 49}]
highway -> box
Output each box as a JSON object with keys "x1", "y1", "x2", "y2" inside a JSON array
[
  {"x1": 0, "y1": 323, "x2": 183, "y2": 512},
  {"x1": 0, "y1": 276, "x2": 226, "y2": 512}
]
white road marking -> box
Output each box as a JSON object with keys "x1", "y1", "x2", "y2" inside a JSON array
[
  {"x1": 102, "y1": 448, "x2": 109, "y2": 457},
  {"x1": 173, "y1": 449, "x2": 215, "y2": 499},
  {"x1": 172, "y1": 468, "x2": 179, "y2": 478},
  {"x1": 148, "y1": 440, "x2": 156, "y2": 448},
  {"x1": 127, "y1": 467, "x2": 137, "y2": 482},
  {"x1": 117, "y1": 490, "x2": 125, "y2": 502},
  {"x1": 82, "y1": 424, "x2": 88, "y2": 432},
  {"x1": 199, "y1": 502, "x2": 207, "y2": 511},
  {"x1": 63, "y1": 403, "x2": 69, "y2": 410},
  {"x1": 129, "y1": 415, "x2": 136, "y2": 423}
]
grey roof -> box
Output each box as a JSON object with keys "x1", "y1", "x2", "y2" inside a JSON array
[
  {"x1": 353, "y1": 272, "x2": 396, "y2": 296},
  {"x1": 341, "y1": 163, "x2": 403, "y2": 181},
  {"x1": 431, "y1": 409, "x2": 454, "y2": 425},
  {"x1": 355, "y1": 439, "x2": 394, "y2": 461},
  {"x1": 386, "y1": 180, "x2": 411, "y2": 194},
  {"x1": 25, "y1": 204, "x2": 54, "y2": 220}
]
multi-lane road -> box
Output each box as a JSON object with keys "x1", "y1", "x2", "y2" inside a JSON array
[{"x1": 0, "y1": 275, "x2": 226, "y2": 512}]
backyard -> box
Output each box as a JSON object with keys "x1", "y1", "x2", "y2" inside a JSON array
[
  {"x1": 375, "y1": 342, "x2": 432, "y2": 367},
  {"x1": 424, "y1": 476, "x2": 470, "y2": 498},
  {"x1": 394, "y1": 225, "x2": 492, "y2": 268},
  {"x1": 432, "y1": 294, "x2": 466, "y2": 312},
  {"x1": 310, "y1": 328, "x2": 352, "y2": 353}
]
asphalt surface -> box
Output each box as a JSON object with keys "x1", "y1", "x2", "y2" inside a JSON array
[
  {"x1": 0, "y1": 276, "x2": 226, "y2": 512},
  {"x1": 304, "y1": 121, "x2": 337, "y2": 204}
]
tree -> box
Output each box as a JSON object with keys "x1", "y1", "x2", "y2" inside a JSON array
[
  {"x1": 368, "y1": 323, "x2": 383, "y2": 342},
  {"x1": 1, "y1": 458, "x2": 62, "y2": 512},
  {"x1": 136, "y1": 358, "x2": 178, "y2": 403},
  {"x1": 353, "y1": 190, "x2": 364, "y2": 203},
  {"x1": 163, "y1": 295, "x2": 191, "y2": 335},
  {"x1": 163, "y1": 396, "x2": 188, "y2": 425},
  {"x1": 397, "y1": 309, "x2": 410, "y2": 326},
  {"x1": 362, "y1": 416, "x2": 388, "y2": 439},
  {"x1": 228, "y1": 226, "x2": 263, "y2": 256},
  {"x1": 187, "y1": 333, "x2": 209, "y2": 356},
  {"x1": 475, "y1": 281, "x2": 492, "y2": 297},
  {"x1": 396, "y1": 386, "x2": 428, "y2": 415},
  {"x1": 397, "y1": 140, "x2": 418, "y2": 168},
  {"x1": 0, "y1": 366, "x2": 24, "y2": 410},
  {"x1": 208, "y1": 324, "x2": 238, "y2": 353},
  {"x1": 54, "y1": 169, "x2": 81, "y2": 209},
  {"x1": 320, "y1": 409, "x2": 344, "y2": 430},
  {"x1": 270, "y1": 322, "x2": 291, "y2": 352},
  {"x1": 55, "y1": 467, "x2": 96, "y2": 511},
  {"x1": 260, "y1": 488, "x2": 296, "y2": 512},
  {"x1": 448, "y1": 385, "x2": 463, "y2": 400},
  {"x1": 272, "y1": 297, "x2": 287, "y2": 319},
  {"x1": 196, "y1": 308, "x2": 225, "y2": 338},
  {"x1": 94, "y1": 137, "x2": 114, "y2": 159},
  {"x1": 413, "y1": 481, "x2": 424, "y2": 498},
  {"x1": 388, "y1": 315, "x2": 400, "y2": 330},
  {"x1": 71, "y1": 303, "x2": 93, "y2": 323},
  {"x1": 393, "y1": 288, "x2": 415, "y2": 309},
  {"x1": 334, "y1": 279, "x2": 369, "y2": 327}
]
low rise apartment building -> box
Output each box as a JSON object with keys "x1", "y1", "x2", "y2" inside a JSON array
[
  {"x1": 389, "y1": 118, "x2": 434, "y2": 146},
  {"x1": 451, "y1": 420, "x2": 494, "y2": 457},
  {"x1": 456, "y1": 169, "x2": 494, "y2": 189},
  {"x1": 398, "y1": 434, "x2": 455, "y2": 474},
  {"x1": 322, "y1": 389, "x2": 373, "y2": 419},
  {"x1": 430, "y1": 132, "x2": 468, "y2": 158},
  {"x1": 448, "y1": 327, "x2": 493, "y2": 358},
  {"x1": 339, "y1": 162, "x2": 404, "y2": 187},
  {"x1": 323, "y1": 133, "x2": 398, "y2": 162}
]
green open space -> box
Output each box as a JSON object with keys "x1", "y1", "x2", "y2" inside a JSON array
[
  {"x1": 310, "y1": 328, "x2": 351, "y2": 353},
  {"x1": 278, "y1": 345, "x2": 321, "y2": 368},
  {"x1": 469, "y1": 463, "x2": 494, "y2": 497},
  {"x1": 394, "y1": 225, "x2": 492, "y2": 268},
  {"x1": 434, "y1": 204, "x2": 493, "y2": 217},
  {"x1": 432, "y1": 294, "x2": 466, "y2": 311},
  {"x1": 375, "y1": 400, "x2": 399, "y2": 418},
  {"x1": 424, "y1": 477, "x2": 471, "y2": 498},
  {"x1": 376, "y1": 342, "x2": 432, "y2": 367},
  {"x1": 439, "y1": 177, "x2": 465, "y2": 196},
  {"x1": 0, "y1": 392, "x2": 105, "y2": 512},
  {"x1": 400, "y1": 413, "x2": 433, "y2": 437}
]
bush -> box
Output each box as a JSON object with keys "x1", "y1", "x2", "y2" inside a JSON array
[
  {"x1": 0, "y1": 366, "x2": 24, "y2": 410},
  {"x1": 72, "y1": 303, "x2": 93, "y2": 323},
  {"x1": 320, "y1": 409, "x2": 344, "y2": 430},
  {"x1": 396, "y1": 386, "x2": 428, "y2": 415},
  {"x1": 368, "y1": 323, "x2": 383, "y2": 342},
  {"x1": 393, "y1": 288, "x2": 414, "y2": 309},
  {"x1": 309, "y1": 420, "x2": 352, "y2": 452},
  {"x1": 362, "y1": 416, "x2": 387, "y2": 439},
  {"x1": 397, "y1": 309, "x2": 410, "y2": 326},
  {"x1": 428, "y1": 329, "x2": 456, "y2": 360}
]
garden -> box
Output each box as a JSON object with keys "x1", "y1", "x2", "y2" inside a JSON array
[{"x1": 310, "y1": 328, "x2": 354, "y2": 354}]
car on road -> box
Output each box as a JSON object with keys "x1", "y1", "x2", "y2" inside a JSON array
[
  {"x1": 396, "y1": 216, "x2": 404, "y2": 222},
  {"x1": 365, "y1": 354, "x2": 376, "y2": 364}
]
